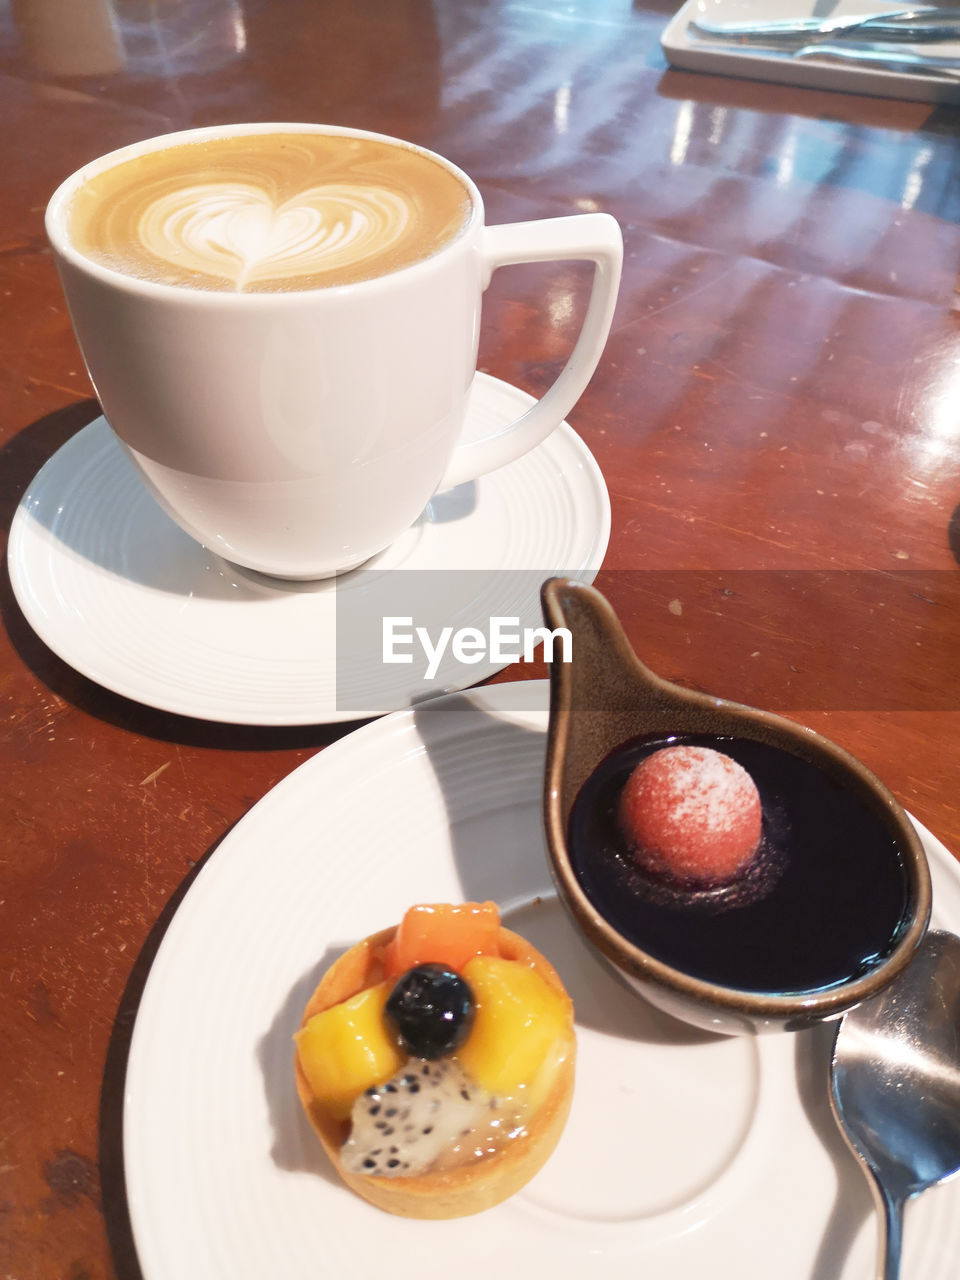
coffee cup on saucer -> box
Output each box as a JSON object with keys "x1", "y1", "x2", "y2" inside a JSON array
[{"x1": 45, "y1": 123, "x2": 622, "y2": 581}]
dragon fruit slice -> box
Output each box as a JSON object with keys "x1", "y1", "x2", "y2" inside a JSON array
[{"x1": 340, "y1": 1057, "x2": 522, "y2": 1178}]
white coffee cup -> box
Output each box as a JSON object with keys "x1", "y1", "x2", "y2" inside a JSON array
[{"x1": 46, "y1": 123, "x2": 622, "y2": 580}]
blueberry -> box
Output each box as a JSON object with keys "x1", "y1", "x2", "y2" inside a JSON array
[{"x1": 384, "y1": 964, "x2": 475, "y2": 1059}]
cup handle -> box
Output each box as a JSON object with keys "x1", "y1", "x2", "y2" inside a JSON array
[{"x1": 437, "y1": 212, "x2": 623, "y2": 489}]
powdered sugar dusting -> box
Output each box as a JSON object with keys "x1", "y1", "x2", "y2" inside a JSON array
[{"x1": 651, "y1": 748, "x2": 755, "y2": 834}]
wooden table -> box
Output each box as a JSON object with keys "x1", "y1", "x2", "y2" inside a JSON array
[{"x1": 2, "y1": 1, "x2": 959, "y2": 1275}]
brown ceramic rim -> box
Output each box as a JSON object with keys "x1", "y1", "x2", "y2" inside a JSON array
[{"x1": 542, "y1": 578, "x2": 933, "y2": 1022}]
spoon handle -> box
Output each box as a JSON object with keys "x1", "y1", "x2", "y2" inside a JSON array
[{"x1": 872, "y1": 1177, "x2": 905, "y2": 1280}]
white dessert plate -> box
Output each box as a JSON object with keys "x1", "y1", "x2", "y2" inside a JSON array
[
  {"x1": 7, "y1": 373, "x2": 609, "y2": 724},
  {"x1": 662, "y1": 0, "x2": 960, "y2": 104},
  {"x1": 124, "y1": 679, "x2": 960, "y2": 1280}
]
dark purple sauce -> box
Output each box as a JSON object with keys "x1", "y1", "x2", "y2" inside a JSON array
[{"x1": 568, "y1": 734, "x2": 912, "y2": 993}]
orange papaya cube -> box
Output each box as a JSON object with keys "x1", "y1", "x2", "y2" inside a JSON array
[{"x1": 382, "y1": 901, "x2": 501, "y2": 979}]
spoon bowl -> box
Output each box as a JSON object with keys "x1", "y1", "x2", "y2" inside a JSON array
[
  {"x1": 541, "y1": 577, "x2": 931, "y2": 1034},
  {"x1": 829, "y1": 929, "x2": 960, "y2": 1279}
]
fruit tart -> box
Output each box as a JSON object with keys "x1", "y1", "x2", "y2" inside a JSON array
[{"x1": 294, "y1": 901, "x2": 576, "y2": 1218}]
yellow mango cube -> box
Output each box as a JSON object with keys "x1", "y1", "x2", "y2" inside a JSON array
[
  {"x1": 295, "y1": 981, "x2": 403, "y2": 1120},
  {"x1": 457, "y1": 956, "x2": 570, "y2": 1097}
]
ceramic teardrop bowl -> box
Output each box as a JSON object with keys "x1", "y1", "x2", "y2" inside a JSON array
[{"x1": 541, "y1": 577, "x2": 931, "y2": 1035}]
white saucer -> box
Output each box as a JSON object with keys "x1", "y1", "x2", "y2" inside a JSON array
[
  {"x1": 7, "y1": 374, "x2": 609, "y2": 724},
  {"x1": 124, "y1": 680, "x2": 960, "y2": 1280}
]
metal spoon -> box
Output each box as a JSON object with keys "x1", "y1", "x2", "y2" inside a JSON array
[
  {"x1": 791, "y1": 41, "x2": 960, "y2": 80},
  {"x1": 829, "y1": 929, "x2": 960, "y2": 1280}
]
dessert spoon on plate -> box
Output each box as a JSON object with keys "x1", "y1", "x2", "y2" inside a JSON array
[
  {"x1": 789, "y1": 41, "x2": 960, "y2": 78},
  {"x1": 829, "y1": 929, "x2": 960, "y2": 1279}
]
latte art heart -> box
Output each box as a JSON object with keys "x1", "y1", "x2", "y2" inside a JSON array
[{"x1": 140, "y1": 182, "x2": 411, "y2": 289}]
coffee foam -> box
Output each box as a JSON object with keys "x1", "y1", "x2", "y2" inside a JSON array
[{"x1": 68, "y1": 133, "x2": 472, "y2": 291}]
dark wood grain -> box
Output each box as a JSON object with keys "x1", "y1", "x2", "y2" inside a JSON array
[{"x1": 2, "y1": 1, "x2": 959, "y2": 1275}]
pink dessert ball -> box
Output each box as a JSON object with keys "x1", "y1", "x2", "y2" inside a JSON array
[{"x1": 618, "y1": 745, "x2": 762, "y2": 883}]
